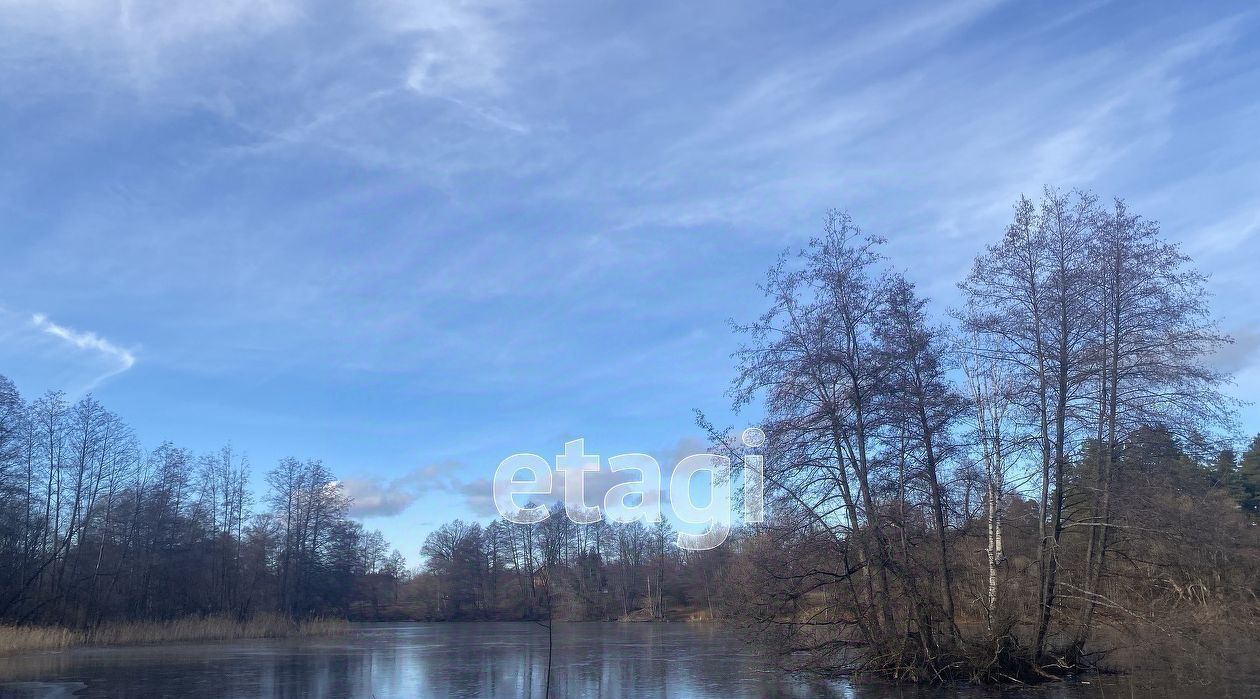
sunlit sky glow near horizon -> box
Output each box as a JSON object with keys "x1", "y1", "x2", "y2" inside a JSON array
[{"x1": 1, "y1": 0, "x2": 1258, "y2": 562}]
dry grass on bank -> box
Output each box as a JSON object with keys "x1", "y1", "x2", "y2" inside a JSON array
[
  {"x1": 0, "y1": 614, "x2": 349, "y2": 655},
  {"x1": 1101, "y1": 606, "x2": 1260, "y2": 689}
]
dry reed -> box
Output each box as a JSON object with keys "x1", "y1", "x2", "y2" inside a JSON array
[{"x1": 0, "y1": 614, "x2": 349, "y2": 655}]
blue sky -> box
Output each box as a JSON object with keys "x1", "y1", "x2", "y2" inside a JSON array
[{"x1": 1, "y1": 0, "x2": 1258, "y2": 562}]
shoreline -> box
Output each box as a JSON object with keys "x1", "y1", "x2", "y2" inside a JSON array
[{"x1": 0, "y1": 614, "x2": 348, "y2": 656}]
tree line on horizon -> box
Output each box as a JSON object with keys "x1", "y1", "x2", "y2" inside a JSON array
[
  {"x1": 0, "y1": 381, "x2": 407, "y2": 627},
  {"x1": 388, "y1": 429, "x2": 1260, "y2": 628},
  {"x1": 406, "y1": 509, "x2": 697, "y2": 623}
]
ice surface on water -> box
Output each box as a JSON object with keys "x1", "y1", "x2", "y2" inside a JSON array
[{"x1": 0, "y1": 623, "x2": 1206, "y2": 698}]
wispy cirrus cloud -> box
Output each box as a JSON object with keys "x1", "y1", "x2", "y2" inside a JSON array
[
  {"x1": 372, "y1": 0, "x2": 516, "y2": 99},
  {"x1": 0, "y1": 0, "x2": 300, "y2": 98},
  {"x1": 0, "y1": 0, "x2": 530, "y2": 176},
  {"x1": 29, "y1": 313, "x2": 136, "y2": 389}
]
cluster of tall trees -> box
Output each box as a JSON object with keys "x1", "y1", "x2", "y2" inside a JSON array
[
  {"x1": 1219, "y1": 434, "x2": 1260, "y2": 513},
  {"x1": 0, "y1": 378, "x2": 406, "y2": 627},
  {"x1": 697, "y1": 189, "x2": 1259, "y2": 681}
]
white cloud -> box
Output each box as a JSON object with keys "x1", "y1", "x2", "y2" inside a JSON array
[
  {"x1": 30, "y1": 313, "x2": 136, "y2": 388},
  {"x1": 344, "y1": 462, "x2": 463, "y2": 518},
  {"x1": 0, "y1": 0, "x2": 300, "y2": 96},
  {"x1": 1211, "y1": 326, "x2": 1260, "y2": 375},
  {"x1": 369, "y1": 0, "x2": 514, "y2": 99},
  {"x1": 581, "y1": 3, "x2": 1247, "y2": 284}
]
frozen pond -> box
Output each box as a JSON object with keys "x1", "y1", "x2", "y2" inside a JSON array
[{"x1": 0, "y1": 622, "x2": 1225, "y2": 698}]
